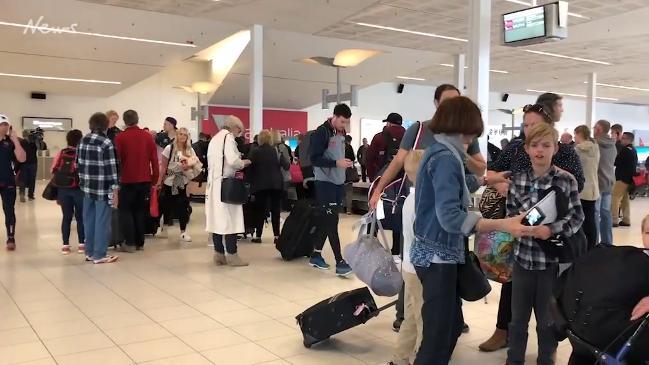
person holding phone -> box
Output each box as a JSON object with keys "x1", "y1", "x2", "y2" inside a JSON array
[
  {"x1": 505, "y1": 122, "x2": 584, "y2": 365},
  {"x1": 0, "y1": 115, "x2": 26, "y2": 250}
]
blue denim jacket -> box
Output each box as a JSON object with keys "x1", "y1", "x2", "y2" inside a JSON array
[{"x1": 410, "y1": 135, "x2": 481, "y2": 265}]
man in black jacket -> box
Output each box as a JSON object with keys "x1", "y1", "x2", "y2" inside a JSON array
[
  {"x1": 17, "y1": 131, "x2": 38, "y2": 202},
  {"x1": 612, "y1": 132, "x2": 638, "y2": 227},
  {"x1": 309, "y1": 104, "x2": 353, "y2": 276}
]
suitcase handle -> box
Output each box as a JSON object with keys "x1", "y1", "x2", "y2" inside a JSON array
[{"x1": 373, "y1": 300, "x2": 398, "y2": 316}]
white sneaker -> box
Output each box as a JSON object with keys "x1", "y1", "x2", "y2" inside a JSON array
[
  {"x1": 180, "y1": 233, "x2": 192, "y2": 242},
  {"x1": 393, "y1": 255, "x2": 402, "y2": 265}
]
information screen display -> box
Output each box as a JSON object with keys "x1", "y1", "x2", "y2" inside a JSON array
[
  {"x1": 503, "y1": 5, "x2": 546, "y2": 44},
  {"x1": 22, "y1": 117, "x2": 72, "y2": 131}
]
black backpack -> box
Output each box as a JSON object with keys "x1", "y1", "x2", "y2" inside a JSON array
[
  {"x1": 52, "y1": 148, "x2": 79, "y2": 188},
  {"x1": 381, "y1": 130, "x2": 400, "y2": 169}
]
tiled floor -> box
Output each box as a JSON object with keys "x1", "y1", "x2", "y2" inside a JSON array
[{"x1": 0, "y1": 184, "x2": 645, "y2": 365}]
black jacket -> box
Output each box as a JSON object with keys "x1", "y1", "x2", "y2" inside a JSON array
[
  {"x1": 248, "y1": 144, "x2": 289, "y2": 193},
  {"x1": 615, "y1": 144, "x2": 638, "y2": 184}
]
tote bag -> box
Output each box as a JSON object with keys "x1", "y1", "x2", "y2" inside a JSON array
[
  {"x1": 344, "y1": 212, "x2": 403, "y2": 297},
  {"x1": 220, "y1": 133, "x2": 249, "y2": 205}
]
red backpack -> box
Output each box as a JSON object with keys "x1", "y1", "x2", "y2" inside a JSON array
[{"x1": 52, "y1": 148, "x2": 79, "y2": 188}]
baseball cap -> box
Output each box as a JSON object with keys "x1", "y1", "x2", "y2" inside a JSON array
[
  {"x1": 165, "y1": 117, "x2": 178, "y2": 129},
  {"x1": 0, "y1": 114, "x2": 9, "y2": 125},
  {"x1": 383, "y1": 112, "x2": 403, "y2": 125}
]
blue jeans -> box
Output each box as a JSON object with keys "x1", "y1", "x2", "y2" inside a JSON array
[
  {"x1": 414, "y1": 263, "x2": 463, "y2": 365},
  {"x1": 58, "y1": 188, "x2": 85, "y2": 245},
  {"x1": 595, "y1": 192, "x2": 613, "y2": 246},
  {"x1": 83, "y1": 197, "x2": 111, "y2": 260}
]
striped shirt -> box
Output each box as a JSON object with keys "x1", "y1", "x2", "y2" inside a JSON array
[
  {"x1": 77, "y1": 132, "x2": 119, "y2": 200},
  {"x1": 507, "y1": 166, "x2": 584, "y2": 270}
]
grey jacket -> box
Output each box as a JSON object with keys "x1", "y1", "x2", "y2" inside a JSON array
[{"x1": 597, "y1": 136, "x2": 617, "y2": 193}]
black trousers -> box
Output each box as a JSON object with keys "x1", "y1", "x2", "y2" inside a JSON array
[
  {"x1": 118, "y1": 183, "x2": 149, "y2": 248},
  {"x1": 313, "y1": 181, "x2": 344, "y2": 262},
  {"x1": 360, "y1": 164, "x2": 367, "y2": 182},
  {"x1": 0, "y1": 186, "x2": 16, "y2": 238},
  {"x1": 255, "y1": 189, "x2": 282, "y2": 237},
  {"x1": 497, "y1": 282, "x2": 513, "y2": 330},
  {"x1": 414, "y1": 263, "x2": 464, "y2": 365},
  {"x1": 162, "y1": 185, "x2": 190, "y2": 231},
  {"x1": 580, "y1": 199, "x2": 597, "y2": 250},
  {"x1": 18, "y1": 163, "x2": 37, "y2": 199}
]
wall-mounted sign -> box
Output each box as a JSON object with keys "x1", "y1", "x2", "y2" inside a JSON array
[{"x1": 22, "y1": 117, "x2": 72, "y2": 131}]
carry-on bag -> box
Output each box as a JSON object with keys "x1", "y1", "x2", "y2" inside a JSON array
[
  {"x1": 343, "y1": 213, "x2": 402, "y2": 297},
  {"x1": 296, "y1": 286, "x2": 396, "y2": 348},
  {"x1": 110, "y1": 208, "x2": 124, "y2": 247},
  {"x1": 275, "y1": 199, "x2": 324, "y2": 260}
]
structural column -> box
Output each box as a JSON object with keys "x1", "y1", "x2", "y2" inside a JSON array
[
  {"x1": 249, "y1": 24, "x2": 263, "y2": 138},
  {"x1": 454, "y1": 54, "x2": 466, "y2": 92},
  {"x1": 586, "y1": 72, "x2": 597, "y2": 127},
  {"x1": 467, "y1": 0, "x2": 491, "y2": 156}
]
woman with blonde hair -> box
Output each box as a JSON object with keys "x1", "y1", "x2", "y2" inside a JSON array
[
  {"x1": 248, "y1": 130, "x2": 289, "y2": 243},
  {"x1": 574, "y1": 125, "x2": 600, "y2": 249},
  {"x1": 158, "y1": 127, "x2": 201, "y2": 243},
  {"x1": 206, "y1": 116, "x2": 251, "y2": 266}
]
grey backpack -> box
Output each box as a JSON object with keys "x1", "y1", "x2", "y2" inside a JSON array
[{"x1": 344, "y1": 213, "x2": 403, "y2": 297}]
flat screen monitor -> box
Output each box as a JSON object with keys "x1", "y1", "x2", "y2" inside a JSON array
[{"x1": 503, "y1": 5, "x2": 546, "y2": 44}]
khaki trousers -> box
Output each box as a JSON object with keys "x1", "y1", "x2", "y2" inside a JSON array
[
  {"x1": 611, "y1": 181, "x2": 631, "y2": 225},
  {"x1": 391, "y1": 271, "x2": 424, "y2": 365}
]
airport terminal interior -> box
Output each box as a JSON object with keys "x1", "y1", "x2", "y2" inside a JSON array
[{"x1": 2, "y1": 0, "x2": 649, "y2": 364}]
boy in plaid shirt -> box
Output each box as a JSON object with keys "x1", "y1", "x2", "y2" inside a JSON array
[{"x1": 506, "y1": 123, "x2": 584, "y2": 365}]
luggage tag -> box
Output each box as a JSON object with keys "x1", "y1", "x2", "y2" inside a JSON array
[
  {"x1": 353, "y1": 303, "x2": 370, "y2": 316},
  {"x1": 376, "y1": 200, "x2": 386, "y2": 220}
]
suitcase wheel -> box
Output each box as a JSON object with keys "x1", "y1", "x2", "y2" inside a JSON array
[{"x1": 303, "y1": 340, "x2": 312, "y2": 348}]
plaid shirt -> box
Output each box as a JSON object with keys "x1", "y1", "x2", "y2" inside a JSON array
[
  {"x1": 77, "y1": 132, "x2": 119, "y2": 200},
  {"x1": 507, "y1": 166, "x2": 584, "y2": 270}
]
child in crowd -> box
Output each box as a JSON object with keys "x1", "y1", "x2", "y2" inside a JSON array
[
  {"x1": 506, "y1": 123, "x2": 584, "y2": 365},
  {"x1": 389, "y1": 149, "x2": 424, "y2": 365}
]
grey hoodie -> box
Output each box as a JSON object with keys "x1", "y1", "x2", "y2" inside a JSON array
[{"x1": 597, "y1": 136, "x2": 617, "y2": 193}]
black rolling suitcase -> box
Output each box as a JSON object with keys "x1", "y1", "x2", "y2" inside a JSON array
[
  {"x1": 275, "y1": 199, "x2": 323, "y2": 260},
  {"x1": 296, "y1": 287, "x2": 396, "y2": 348}
]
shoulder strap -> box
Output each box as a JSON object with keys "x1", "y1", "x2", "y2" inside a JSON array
[
  {"x1": 414, "y1": 121, "x2": 424, "y2": 150},
  {"x1": 165, "y1": 143, "x2": 174, "y2": 174},
  {"x1": 221, "y1": 132, "x2": 229, "y2": 177}
]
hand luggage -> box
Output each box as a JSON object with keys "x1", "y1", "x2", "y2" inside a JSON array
[
  {"x1": 343, "y1": 213, "x2": 402, "y2": 297},
  {"x1": 475, "y1": 230, "x2": 515, "y2": 283},
  {"x1": 296, "y1": 287, "x2": 396, "y2": 348},
  {"x1": 275, "y1": 199, "x2": 323, "y2": 260}
]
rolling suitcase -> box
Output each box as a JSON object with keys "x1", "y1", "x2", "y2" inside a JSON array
[
  {"x1": 275, "y1": 199, "x2": 323, "y2": 260},
  {"x1": 296, "y1": 287, "x2": 396, "y2": 348}
]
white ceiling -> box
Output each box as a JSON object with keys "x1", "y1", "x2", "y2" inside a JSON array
[{"x1": 3, "y1": 0, "x2": 649, "y2": 108}]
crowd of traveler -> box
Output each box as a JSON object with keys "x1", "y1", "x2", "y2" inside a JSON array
[{"x1": 1, "y1": 82, "x2": 648, "y2": 365}]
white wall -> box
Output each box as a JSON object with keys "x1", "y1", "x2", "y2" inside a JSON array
[{"x1": 304, "y1": 82, "x2": 649, "y2": 150}]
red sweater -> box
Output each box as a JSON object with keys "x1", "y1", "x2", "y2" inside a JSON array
[
  {"x1": 114, "y1": 126, "x2": 159, "y2": 184},
  {"x1": 366, "y1": 125, "x2": 405, "y2": 180}
]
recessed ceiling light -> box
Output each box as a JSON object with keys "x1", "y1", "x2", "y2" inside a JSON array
[
  {"x1": 0, "y1": 72, "x2": 121, "y2": 85},
  {"x1": 523, "y1": 50, "x2": 611, "y2": 65},
  {"x1": 353, "y1": 22, "x2": 468, "y2": 43},
  {"x1": 583, "y1": 81, "x2": 649, "y2": 93},
  {"x1": 397, "y1": 76, "x2": 426, "y2": 81},
  {"x1": 439, "y1": 63, "x2": 509, "y2": 74},
  {"x1": 0, "y1": 20, "x2": 196, "y2": 48},
  {"x1": 526, "y1": 89, "x2": 618, "y2": 101},
  {"x1": 504, "y1": 0, "x2": 589, "y2": 19}
]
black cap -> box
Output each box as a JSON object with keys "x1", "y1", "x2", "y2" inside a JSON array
[
  {"x1": 165, "y1": 117, "x2": 178, "y2": 129},
  {"x1": 383, "y1": 112, "x2": 403, "y2": 125}
]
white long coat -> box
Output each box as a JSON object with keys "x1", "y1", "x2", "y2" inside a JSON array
[{"x1": 205, "y1": 130, "x2": 246, "y2": 235}]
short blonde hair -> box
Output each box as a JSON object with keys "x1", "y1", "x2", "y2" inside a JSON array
[
  {"x1": 223, "y1": 115, "x2": 244, "y2": 132},
  {"x1": 525, "y1": 122, "x2": 559, "y2": 147},
  {"x1": 404, "y1": 149, "x2": 424, "y2": 186},
  {"x1": 106, "y1": 110, "x2": 118, "y2": 118},
  {"x1": 258, "y1": 130, "x2": 273, "y2": 146},
  {"x1": 271, "y1": 129, "x2": 282, "y2": 145}
]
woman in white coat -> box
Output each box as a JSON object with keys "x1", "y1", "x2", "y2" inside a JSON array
[{"x1": 206, "y1": 116, "x2": 251, "y2": 266}]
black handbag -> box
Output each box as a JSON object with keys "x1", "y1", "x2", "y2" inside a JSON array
[
  {"x1": 42, "y1": 181, "x2": 58, "y2": 201},
  {"x1": 345, "y1": 166, "x2": 360, "y2": 183},
  {"x1": 220, "y1": 133, "x2": 249, "y2": 205},
  {"x1": 457, "y1": 250, "x2": 492, "y2": 302}
]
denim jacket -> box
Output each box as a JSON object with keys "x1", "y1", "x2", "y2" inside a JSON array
[{"x1": 410, "y1": 134, "x2": 481, "y2": 265}]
